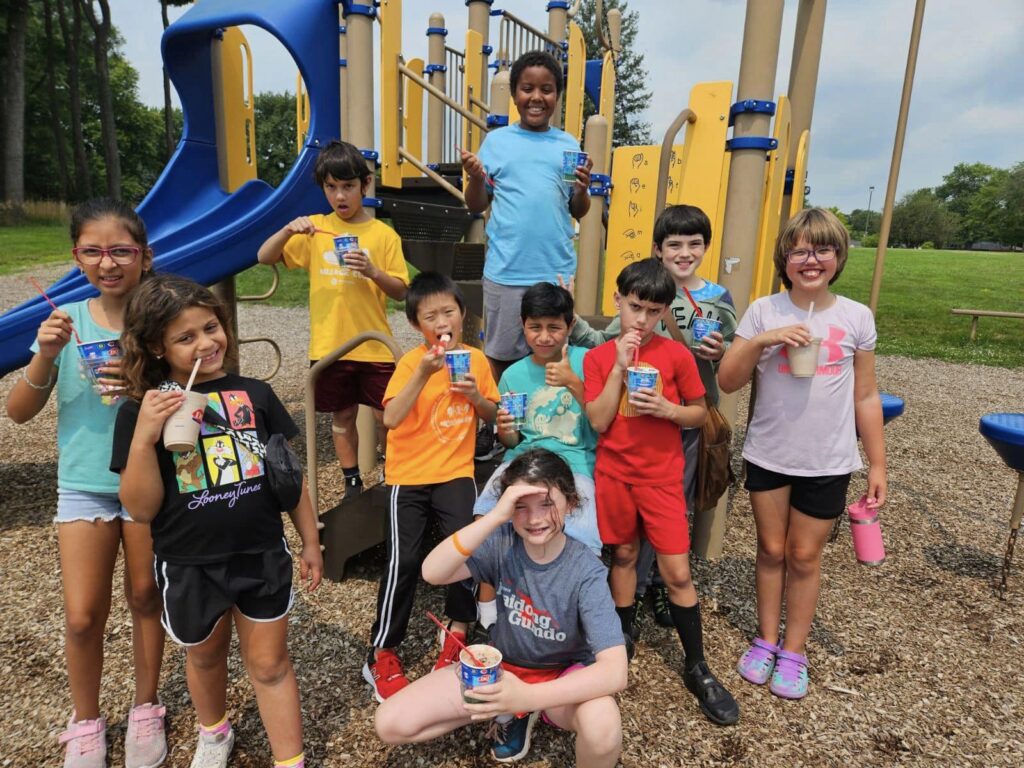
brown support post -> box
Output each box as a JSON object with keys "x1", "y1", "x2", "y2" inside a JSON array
[
  {"x1": 869, "y1": 0, "x2": 927, "y2": 315},
  {"x1": 467, "y1": 1, "x2": 491, "y2": 109},
  {"x1": 694, "y1": 0, "x2": 785, "y2": 560},
  {"x1": 778, "y1": 0, "x2": 826, "y2": 230},
  {"x1": 576, "y1": 114, "x2": 608, "y2": 316},
  {"x1": 211, "y1": 278, "x2": 240, "y2": 375},
  {"x1": 547, "y1": 1, "x2": 568, "y2": 128},
  {"x1": 426, "y1": 13, "x2": 446, "y2": 164}
]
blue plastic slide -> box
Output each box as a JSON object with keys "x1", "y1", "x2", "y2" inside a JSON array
[{"x1": 0, "y1": 0, "x2": 343, "y2": 376}]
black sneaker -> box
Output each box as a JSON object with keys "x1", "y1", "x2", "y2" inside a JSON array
[
  {"x1": 624, "y1": 631, "x2": 636, "y2": 662},
  {"x1": 344, "y1": 474, "x2": 364, "y2": 499},
  {"x1": 630, "y1": 593, "x2": 645, "y2": 642},
  {"x1": 651, "y1": 584, "x2": 673, "y2": 627},
  {"x1": 490, "y1": 712, "x2": 539, "y2": 762},
  {"x1": 683, "y1": 661, "x2": 740, "y2": 726},
  {"x1": 474, "y1": 425, "x2": 504, "y2": 462},
  {"x1": 468, "y1": 622, "x2": 492, "y2": 647}
]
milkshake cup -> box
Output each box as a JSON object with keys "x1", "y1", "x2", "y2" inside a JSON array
[
  {"x1": 788, "y1": 338, "x2": 822, "y2": 377},
  {"x1": 162, "y1": 391, "x2": 209, "y2": 453}
]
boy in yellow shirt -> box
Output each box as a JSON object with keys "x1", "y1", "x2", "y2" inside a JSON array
[{"x1": 258, "y1": 140, "x2": 409, "y2": 496}]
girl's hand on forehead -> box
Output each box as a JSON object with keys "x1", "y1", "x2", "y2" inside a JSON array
[
  {"x1": 493, "y1": 483, "x2": 552, "y2": 521},
  {"x1": 36, "y1": 310, "x2": 73, "y2": 359}
]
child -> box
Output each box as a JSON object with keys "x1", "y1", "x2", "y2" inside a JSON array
[
  {"x1": 583, "y1": 259, "x2": 739, "y2": 726},
  {"x1": 572, "y1": 204, "x2": 737, "y2": 627},
  {"x1": 364, "y1": 272, "x2": 499, "y2": 701},
  {"x1": 472, "y1": 282, "x2": 601, "y2": 638},
  {"x1": 375, "y1": 449, "x2": 627, "y2": 766},
  {"x1": 110, "y1": 274, "x2": 323, "y2": 768},
  {"x1": 718, "y1": 208, "x2": 887, "y2": 700},
  {"x1": 5, "y1": 198, "x2": 166, "y2": 768},
  {"x1": 461, "y1": 49, "x2": 593, "y2": 461},
  {"x1": 258, "y1": 139, "x2": 409, "y2": 497}
]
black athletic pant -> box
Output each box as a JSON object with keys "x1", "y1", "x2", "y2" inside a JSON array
[{"x1": 370, "y1": 477, "x2": 478, "y2": 649}]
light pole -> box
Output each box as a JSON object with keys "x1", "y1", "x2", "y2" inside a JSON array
[{"x1": 864, "y1": 185, "x2": 875, "y2": 240}]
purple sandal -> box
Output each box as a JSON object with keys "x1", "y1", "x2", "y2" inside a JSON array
[
  {"x1": 737, "y1": 637, "x2": 778, "y2": 685},
  {"x1": 769, "y1": 649, "x2": 809, "y2": 699}
]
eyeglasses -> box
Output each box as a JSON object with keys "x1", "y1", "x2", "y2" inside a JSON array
[
  {"x1": 73, "y1": 246, "x2": 142, "y2": 266},
  {"x1": 786, "y1": 246, "x2": 836, "y2": 264}
]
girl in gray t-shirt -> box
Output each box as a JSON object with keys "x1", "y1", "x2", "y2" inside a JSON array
[{"x1": 373, "y1": 449, "x2": 628, "y2": 767}]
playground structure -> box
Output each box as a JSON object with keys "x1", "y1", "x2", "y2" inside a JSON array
[{"x1": 3, "y1": 0, "x2": 951, "y2": 579}]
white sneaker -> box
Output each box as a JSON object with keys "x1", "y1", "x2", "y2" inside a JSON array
[
  {"x1": 59, "y1": 715, "x2": 107, "y2": 768},
  {"x1": 189, "y1": 726, "x2": 235, "y2": 768},
  {"x1": 124, "y1": 703, "x2": 167, "y2": 768}
]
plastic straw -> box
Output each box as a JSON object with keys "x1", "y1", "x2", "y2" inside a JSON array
[
  {"x1": 425, "y1": 611, "x2": 482, "y2": 665},
  {"x1": 632, "y1": 346, "x2": 640, "y2": 368},
  {"x1": 184, "y1": 357, "x2": 202, "y2": 393},
  {"x1": 806, "y1": 301, "x2": 815, "y2": 325},
  {"x1": 29, "y1": 277, "x2": 81, "y2": 343}
]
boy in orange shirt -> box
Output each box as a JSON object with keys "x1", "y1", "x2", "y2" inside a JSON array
[{"x1": 363, "y1": 272, "x2": 499, "y2": 702}]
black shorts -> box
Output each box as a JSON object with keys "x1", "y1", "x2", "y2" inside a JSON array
[
  {"x1": 311, "y1": 359, "x2": 395, "y2": 414},
  {"x1": 154, "y1": 539, "x2": 294, "y2": 646},
  {"x1": 743, "y1": 461, "x2": 851, "y2": 520}
]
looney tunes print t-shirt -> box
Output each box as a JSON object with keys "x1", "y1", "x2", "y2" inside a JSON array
[{"x1": 111, "y1": 374, "x2": 299, "y2": 563}]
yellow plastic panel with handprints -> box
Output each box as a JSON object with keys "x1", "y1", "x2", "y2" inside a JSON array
[
  {"x1": 750, "y1": 96, "x2": 791, "y2": 303},
  {"x1": 211, "y1": 26, "x2": 257, "y2": 193},
  {"x1": 401, "y1": 58, "x2": 425, "y2": 179},
  {"x1": 601, "y1": 145, "x2": 663, "y2": 314}
]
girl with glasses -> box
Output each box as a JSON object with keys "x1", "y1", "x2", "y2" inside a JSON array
[
  {"x1": 5, "y1": 198, "x2": 168, "y2": 768},
  {"x1": 718, "y1": 208, "x2": 887, "y2": 700}
]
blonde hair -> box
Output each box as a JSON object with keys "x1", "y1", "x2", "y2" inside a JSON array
[
  {"x1": 120, "y1": 274, "x2": 238, "y2": 401},
  {"x1": 773, "y1": 208, "x2": 850, "y2": 289}
]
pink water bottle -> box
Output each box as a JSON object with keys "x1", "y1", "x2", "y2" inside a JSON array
[{"x1": 847, "y1": 496, "x2": 885, "y2": 566}]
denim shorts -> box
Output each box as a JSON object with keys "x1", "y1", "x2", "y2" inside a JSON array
[{"x1": 55, "y1": 488, "x2": 131, "y2": 524}]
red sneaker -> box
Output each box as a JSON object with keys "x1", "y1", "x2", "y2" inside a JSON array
[
  {"x1": 434, "y1": 628, "x2": 468, "y2": 671},
  {"x1": 362, "y1": 649, "x2": 409, "y2": 703}
]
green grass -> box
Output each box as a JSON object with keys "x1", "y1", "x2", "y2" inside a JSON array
[
  {"x1": 4, "y1": 225, "x2": 1021, "y2": 367},
  {"x1": 835, "y1": 247, "x2": 1024, "y2": 368}
]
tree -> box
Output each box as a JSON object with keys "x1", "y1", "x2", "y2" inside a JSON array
[
  {"x1": 254, "y1": 91, "x2": 301, "y2": 189},
  {"x1": 42, "y1": 0, "x2": 71, "y2": 199},
  {"x1": 57, "y1": 0, "x2": 92, "y2": 199},
  {"x1": 573, "y1": 0, "x2": 652, "y2": 147},
  {"x1": 849, "y1": 208, "x2": 881, "y2": 238},
  {"x1": 2, "y1": 0, "x2": 30, "y2": 205},
  {"x1": 968, "y1": 163, "x2": 1024, "y2": 248},
  {"x1": 80, "y1": 0, "x2": 121, "y2": 197},
  {"x1": 890, "y1": 188, "x2": 958, "y2": 248},
  {"x1": 827, "y1": 206, "x2": 851, "y2": 234},
  {"x1": 935, "y1": 162, "x2": 997, "y2": 245},
  {"x1": 159, "y1": 1, "x2": 191, "y2": 159}
]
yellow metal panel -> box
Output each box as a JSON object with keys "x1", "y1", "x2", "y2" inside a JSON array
[
  {"x1": 211, "y1": 27, "x2": 257, "y2": 193},
  {"x1": 462, "y1": 29, "x2": 484, "y2": 190},
  {"x1": 671, "y1": 81, "x2": 733, "y2": 284},
  {"x1": 402, "y1": 58, "x2": 425, "y2": 179},
  {"x1": 508, "y1": 96, "x2": 519, "y2": 126},
  {"x1": 598, "y1": 51, "x2": 616, "y2": 170},
  {"x1": 378, "y1": 0, "x2": 402, "y2": 188},
  {"x1": 750, "y1": 96, "x2": 791, "y2": 303},
  {"x1": 789, "y1": 128, "x2": 810, "y2": 218},
  {"x1": 295, "y1": 74, "x2": 310, "y2": 156},
  {"x1": 563, "y1": 22, "x2": 585, "y2": 142},
  {"x1": 601, "y1": 145, "x2": 661, "y2": 314}
]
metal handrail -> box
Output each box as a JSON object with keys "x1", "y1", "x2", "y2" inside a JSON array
[
  {"x1": 238, "y1": 336, "x2": 282, "y2": 381},
  {"x1": 399, "y1": 62, "x2": 489, "y2": 132},
  {"x1": 499, "y1": 11, "x2": 562, "y2": 49},
  {"x1": 237, "y1": 262, "x2": 280, "y2": 302},
  {"x1": 654, "y1": 108, "x2": 697, "y2": 218},
  {"x1": 305, "y1": 332, "x2": 404, "y2": 516},
  {"x1": 398, "y1": 147, "x2": 465, "y2": 203}
]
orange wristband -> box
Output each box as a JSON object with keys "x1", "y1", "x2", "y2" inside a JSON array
[{"x1": 451, "y1": 532, "x2": 471, "y2": 558}]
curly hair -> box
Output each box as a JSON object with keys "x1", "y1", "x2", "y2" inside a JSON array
[
  {"x1": 119, "y1": 274, "x2": 238, "y2": 401},
  {"x1": 497, "y1": 448, "x2": 581, "y2": 515}
]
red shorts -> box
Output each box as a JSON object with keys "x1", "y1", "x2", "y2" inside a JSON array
[
  {"x1": 594, "y1": 471, "x2": 690, "y2": 554},
  {"x1": 311, "y1": 359, "x2": 394, "y2": 414}
]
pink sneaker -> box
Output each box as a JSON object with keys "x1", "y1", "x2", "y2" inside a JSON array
[
  {"x1": 125, "y1": 703, "x2": 167, "y2": 768},
  {"x1": 59, "y1": 715, "x2": 107, "y2": 768}
]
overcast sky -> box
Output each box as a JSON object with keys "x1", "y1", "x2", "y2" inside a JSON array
[{"x1": 111, "y1": 0, "x2": 1023, "y2": 212}]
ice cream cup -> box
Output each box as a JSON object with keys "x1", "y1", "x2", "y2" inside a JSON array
[
  {"x1": 162, "y1": 391, "x2": 209, "y2": 453},
  {"x1": 500, "y1": 392, "x2": 528, "y2": 431},
  {"x1": 77, "y1": 339, "x2": 123, "y2": 403},
  {"x1": 333, "y1": 234, "x2": 359, "y2": 274},
  {"x1": 445, "y1": 349, "x2": 472, "y2": 382},
  {"x1": 626, "y1": 366, "x2": 659, "y2": 393},
  {"x1": 690, "y1": 317, "x2": 722, "y2": 350},
  {"x1": 788, "y1": 338, "x2": 822, "y2": 377},
  {"x1": 562, "y1": 150, "x2": 589, "y2": 183},
  {"x1": 459, "y1": 645, "x2": 503, "y2": 704}
]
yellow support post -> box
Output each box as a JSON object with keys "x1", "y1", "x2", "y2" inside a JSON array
[
  {"x1": 211, "y1": 26, "x2": 257, "y2": 191},
  {"x1": 295, "y1": 74, "x2": 310, "y2": 155},
  {"x1": 750, "y1": 96, "x2": 791, "y2": 303},
  {"x1": 563, "y1": 22, "x2": 586, "y2": 142},
  {"x1": 402, "y1": 58, "x2": 425, "y2": 179},
  {"x1": 378, "y1": 0, "x2": 402, "y2": 189},
  {"x1": 789, "y1": 128, "x2": 810, "y2": 217},
  {"x1": 598, "y1": 50, "x2": 616, "y2": 170}
]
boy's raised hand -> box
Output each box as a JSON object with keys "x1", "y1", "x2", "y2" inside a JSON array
[
  {"x1": 556, "y1": 273, "x2": 575, "y2": 298},
  {"x1": 545, "y1": 343, "x2": 577, "y2": 388},
  {"x1": 36, "y1": 309, "x2": 74, "y2": 359},
  {"x1": 135, "y1": 388, "x2": 186, "y2": 445},
  {"x1": 417, "y1": 343, "x2": 447, "y2": 377},
  {"x1": 284, "y1": 216, "x2": 317, "y2": 236},
  {"x1": 457, "y1": 145, "x2": 487, "y2": 182},
  {"x1": 614, "y1": 329, "x2": 642, "y2": 371},
  {"x1": 573, "y1": 155, "x2": 593, "y2": 196}
]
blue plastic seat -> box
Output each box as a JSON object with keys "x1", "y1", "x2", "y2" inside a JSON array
[
  {"x1": 980, "y1": 413, "x2": 1024, "y2": 473},
  {"x1": 880, "y1": 393, "x2": 905, "y2": 425}
]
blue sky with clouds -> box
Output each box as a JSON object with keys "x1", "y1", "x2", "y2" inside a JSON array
[{"x1": 112, "y1": 0, "x2": 1023, "y2": 212}]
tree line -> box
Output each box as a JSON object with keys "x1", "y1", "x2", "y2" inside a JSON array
[{"x1": 844, "y1": 161, "x2": 1024, "y2": 250}]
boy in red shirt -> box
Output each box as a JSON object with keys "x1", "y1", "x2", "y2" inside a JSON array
[{"x1": 583, "y1": 259, "x2": 738, "y2": 726}]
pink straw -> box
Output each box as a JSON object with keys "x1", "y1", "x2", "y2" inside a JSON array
[
  {"x1": 29, "y1": 277, "x2": 81, "y2": 344},
  {"x1": 632, "y1": 346, "x2": 640, "y2": 368},
  {"x1": 426, "y1": 611, "x2": 482, "y2": 665}
]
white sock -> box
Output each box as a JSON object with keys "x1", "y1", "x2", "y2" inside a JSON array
[{"x1": 478, "y1": 599, "x2": 497, "y2": 628}]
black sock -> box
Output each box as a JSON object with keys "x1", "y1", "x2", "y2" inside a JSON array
[
  {"x1": 668, "y1": 600, "x2": 705, "y2": 671},
  {"x1": 615, "y1": 604, "x2": 636, "y2": 636},
  {"x1": 343, "y1": 466, "x2": 362, "y2": 485}
]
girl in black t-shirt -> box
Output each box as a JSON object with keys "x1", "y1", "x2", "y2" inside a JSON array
[{"x1": 112, "y1": 274, "x2": 323, "y2": 768}]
